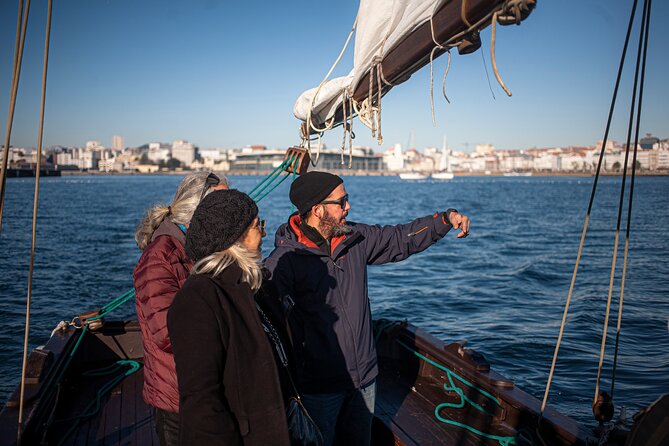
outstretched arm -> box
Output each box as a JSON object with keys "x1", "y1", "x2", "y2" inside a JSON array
[{"x1": 363, "y1": 209, "x2": 470, "y2": 265}]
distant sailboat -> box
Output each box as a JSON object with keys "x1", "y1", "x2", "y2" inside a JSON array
[
  {"x1": 432, "y1": 135, "x2": 454, "y2": 180},
  {"x1": 398, "y1": 131, "x2": 428, "y2": 180},
  {"x1": 399, "y1": 172, "x2": 428, "y2": 180}
]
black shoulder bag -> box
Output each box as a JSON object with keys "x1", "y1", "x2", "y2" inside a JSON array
[{"x1": 256, "y1": 303, "x2": 324, "y2": 446}]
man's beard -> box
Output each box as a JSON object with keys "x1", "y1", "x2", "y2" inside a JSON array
[{"x1": 319, "y1": 209, "x2": 351, "y2": 238}]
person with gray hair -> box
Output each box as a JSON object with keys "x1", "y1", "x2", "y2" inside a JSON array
[{"x1": 133, "y1": 172, "x2": 228, "y2": 446}]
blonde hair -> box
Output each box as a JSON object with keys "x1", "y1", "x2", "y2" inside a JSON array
[
  {"x1": 191, "y1": 243, "x2": 263, "y2": 291},
  {"x1": 134, "y1": 172, "x2": 228, "y2": 251}
]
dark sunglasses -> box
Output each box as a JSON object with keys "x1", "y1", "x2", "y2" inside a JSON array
[
  {"x1": 199, "y1": 173, "x2": 221, "y2": 201},
  {"x1": 320, "y1": 194, "x2": 349, "y2": 209}
]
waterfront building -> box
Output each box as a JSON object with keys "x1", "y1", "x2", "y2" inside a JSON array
[
  {"x1": 86, "y1": 141, "x2": 103, "y2": 150},
  {"x1": 229, "y1": 146, "x2": 382, "y2": 172},
  {"x1": 171, "y1": 140, "x2": 195, "y2": 166},
  {"x1": 147, "y1": 142, "x2": 171, "y2": 163},
  {"x1": 112, "y1": 135, "x2": 124, "y2": 151},
  {"x1": 383, "y1": 143, "x2": 404, "y2": 171},
  {"x1": 476, "y1": 144, "x2": 495, "y2": 156}
]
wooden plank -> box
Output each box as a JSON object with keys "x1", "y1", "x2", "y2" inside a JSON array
[
  {"x1": 133, "y1": 370, "x2": 158, "y2": 446},
  {"x1": 376, "y1": 368, "x2": 514, "y2": 446}
]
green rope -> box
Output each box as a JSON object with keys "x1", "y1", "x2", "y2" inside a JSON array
[
  {"x1": 254, "y1": 156, "x2": 300, "y2": 203},
  {"x1": 55, "y1": 360, "x2": 141, "y2": 445},
  {"x1": 395, "y1": 339, "x2": 501, "y2": 407},
  {"x1": 248, "y1": 155, "x2": 294, "y2": 200},
  {"x1": 393, "y1": 338, "x2": 518, "y2": 446},
  {"x1": 247, "y1": 158, "x2": 290, "y2": 196},
  {"x1": 100, "y1": 288, "x2": 134, "y2": 312}
]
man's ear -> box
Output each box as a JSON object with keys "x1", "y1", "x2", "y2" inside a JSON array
[{"x1": 312, "y1": 204, "x2": 323, "y2": 220}]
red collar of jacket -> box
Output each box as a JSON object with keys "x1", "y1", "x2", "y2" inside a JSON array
[{"x1": 288, "y1": 214, "x2": 346, "y2": 256}]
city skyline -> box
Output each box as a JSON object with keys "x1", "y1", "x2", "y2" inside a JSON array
[{"x1": 1, "y1": 1, "x2": 668, "y2": 152}]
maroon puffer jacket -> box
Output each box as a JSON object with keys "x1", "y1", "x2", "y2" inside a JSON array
[{"x1": 133, "y1": 219, "x2": 192, "y2": 413}]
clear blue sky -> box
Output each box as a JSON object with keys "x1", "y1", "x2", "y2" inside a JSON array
[{"x1": 1, "y1": 0, "x2": 667, "y2": 152}]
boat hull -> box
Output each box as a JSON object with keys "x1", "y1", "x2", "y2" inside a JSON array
[{"x1": 0, "y1": 318, "x2": 602, "y2": 446}]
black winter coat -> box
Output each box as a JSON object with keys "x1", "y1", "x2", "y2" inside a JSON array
[{"x1": 167, "y1": 264, "x2": 290, "y2": 446}]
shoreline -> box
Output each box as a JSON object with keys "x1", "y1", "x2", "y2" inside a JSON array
[{"x1": 51, "y1": 170, "x2": 669, "y2": 178}]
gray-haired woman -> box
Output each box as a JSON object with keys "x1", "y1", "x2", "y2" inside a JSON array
[{"x1": 133, "y1": 172, "x2": 227, "y2": 446}]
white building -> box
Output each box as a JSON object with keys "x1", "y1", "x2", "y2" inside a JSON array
[
  {"x1": 172, "y1": 140, "x2": 195, "y2": 166},
  {"x1": 475, "y1": 144, "x2": 495, "y2": 156},
  {"x1": 383, "y1": 143, "x2": 404, "y2": 171},
  {"x1": 112, "y1": 135, "x2": 124, "y2": 151},
  {"x1": 86, "y1": 140, "x2": 103, "y2": 150},
  {"x1": 147, "y1": 142, "x2": 171, "y2": 163}
]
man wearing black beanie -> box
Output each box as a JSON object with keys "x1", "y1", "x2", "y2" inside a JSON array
[{"x1": 265, "y1": 171, "x2": 470, "y2": 446}]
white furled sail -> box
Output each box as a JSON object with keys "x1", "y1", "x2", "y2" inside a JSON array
[{"x1": 294, "y1": 0, "x2": 536, "y2": 142}]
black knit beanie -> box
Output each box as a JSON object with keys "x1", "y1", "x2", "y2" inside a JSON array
[
  {"x1": 289, "y1": 171, "x2": 343, "y2": 215},
  {"x1": 186, "y1": 189, "x2": 258, "y2": 261}
]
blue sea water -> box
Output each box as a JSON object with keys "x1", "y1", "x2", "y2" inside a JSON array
[{"x1": 0, "y1": 174, "x2": 668, "y2": 427}]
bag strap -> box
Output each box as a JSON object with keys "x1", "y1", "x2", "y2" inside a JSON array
[{"x1": 255, "y1": 302, "x2": 302, "y2": 399}]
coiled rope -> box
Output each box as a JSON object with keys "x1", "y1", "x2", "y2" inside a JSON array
[{"x1": 395, "y1": 338, "x2": 517, "y2": 446}]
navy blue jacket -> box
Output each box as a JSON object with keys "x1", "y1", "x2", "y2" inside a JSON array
[{"x1": 264, "y1": 212, "x2": 453, "y2": 394}]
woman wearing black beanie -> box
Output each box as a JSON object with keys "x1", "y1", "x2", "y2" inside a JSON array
[{"x1": 167, "y1": 189, "x2": 290, "y2": 446}]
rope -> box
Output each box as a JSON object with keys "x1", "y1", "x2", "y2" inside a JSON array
[
  {"x1": 540, "y1": 0, "x2": 640, "y2": 416},
  {"x1": 376, "y1": 63, "x2": 383, "y2": 146},
  {"x1": 0, "y1": 0, "x2": 31, "y2": 231},
  {"x1": 248, "y1": 155, "x2": 293, "y2": 199},
  {"x1": 54, "y1": 360, "x2": 141, "y2": 446},
  {"x1": 393, "y1": 339, "x2": 518, "y2": 446},
  {"x1": 304, "y1": 11, "x2": 359, "y2": 164},
  {"x1": 480, "y1": 44, "x2": 497, "y2": 100},
  {"x1": 442, "y1": 50, "x2": 452, "y2": 103},
  {"x1": 490, "y1": 11, "x2": 512, "y2": 97},
  {"x1": 18, "y1": 1, "x2": 50, "y2": 442},
  {"x1": 600, "y1": 0, "x2": 651, "y2": 404}
]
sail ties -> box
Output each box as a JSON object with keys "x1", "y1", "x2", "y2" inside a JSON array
[
  {"x1": 339, "y1": 90, "x2": 355, "y2": 168},
  {"x1": 490, "y1": 11, "x2": 512, "y2": 97},
  {"x1": 425, "y1": 0, "x2": 537, "y2": 126},
  {"x1": 351, "y1": 60, "x2": 384, "y2": 147}
]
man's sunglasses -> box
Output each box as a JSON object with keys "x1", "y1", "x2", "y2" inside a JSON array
[
  {"x1": 199, "y1": 173, "x2": 221, "y2": 201},
  {"x1": 320, "y1": 194, "x2": 349, "y2": 209}
]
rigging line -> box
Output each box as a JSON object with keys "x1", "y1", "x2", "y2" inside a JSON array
[
  {"x1": 610, "y1": 0, "x2": 652, "y2": 402},
  {"x1": 376, "y1": 63, "x2": 383, "y2": 146},
  {"x1": 368, "y1": 63, "x2": 375, "y2": 138},
  {"x1": 348, "y1": 95, "x2": 354, "y2": 167},
  {"x1": 442, "y1": 50, "x2": 452, "y2": 103},
  {"x1": 490, "y1": 11, "x2": 512, "y2": 97},
  {"x1": 480, "y1": 43, "x2": 497, "y2": 100},
  {"x1": 0, "y1": 0, "x2": 30, "y2": 232},
  {"x1": 594, "y1": 0, "x2": 648, "y2": 406},
  {"x1": 539, "y1": 0, "x2": 640, "y2": 416},
  {"x1": 307, "y1": 13, "x2": 358, "y2": 134},
  {"x1": 17, "y1": 1, "x2": 49, "y2": 442}
]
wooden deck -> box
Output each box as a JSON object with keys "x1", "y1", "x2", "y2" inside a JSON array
[
  {"x1": 44, "y1": 367, "x2": 158, "y2": 445},
  {"x1": 1, "y1": 319, "x2": 595, "y2": 446}
]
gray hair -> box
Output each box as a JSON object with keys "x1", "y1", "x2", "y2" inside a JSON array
[
  {"x1": 134, "y1": 172, "x2": 229, "y2": 251},
  {"x1": 191, "y1": 243, "x2": 263, "y2": 291}
]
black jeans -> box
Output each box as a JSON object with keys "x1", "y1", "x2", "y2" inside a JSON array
[{"x1": 155, "y1": 408, "x2": 180, "y2": 446}]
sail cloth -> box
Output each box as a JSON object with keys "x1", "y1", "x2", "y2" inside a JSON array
[{"x1": 294, "y1": 0, "x2": 536, "y2": 136}]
